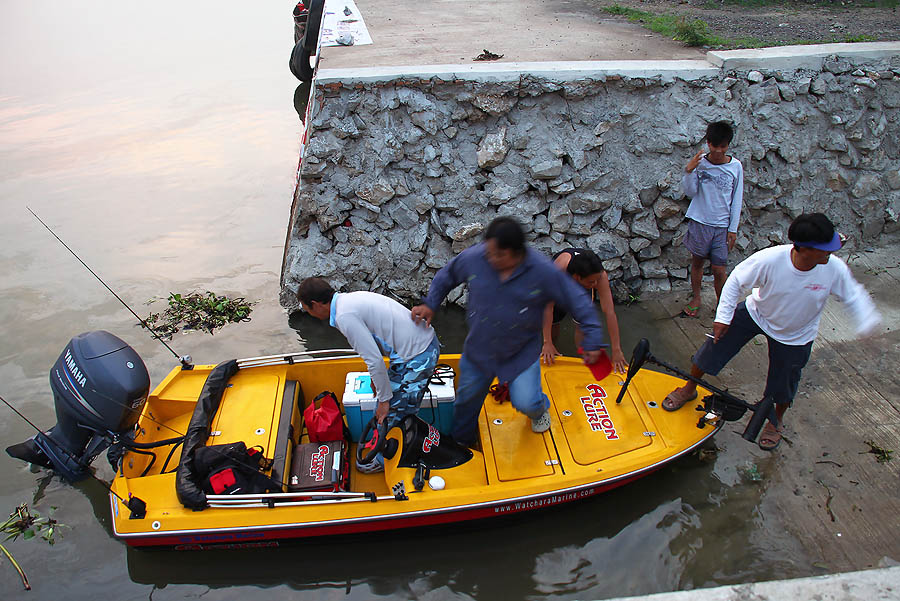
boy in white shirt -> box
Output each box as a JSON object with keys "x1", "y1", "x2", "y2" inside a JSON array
[
  {"x1": 662, "y1": 213, "x2": 880, "y2": 450},
  {"x1": 681, "y1": 121, "x2": 744, "y2": 317}
]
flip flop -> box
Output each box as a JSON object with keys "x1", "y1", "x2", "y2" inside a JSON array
[
  {"x1": 662, "y1": 388, "x2": 698, "y2": 412},
  {"x1": 680, "y1": 304, "x2": 700, "y2": 318},
  {"x1": 758, "y1": 423, "x2": 782, "y2": 451}
]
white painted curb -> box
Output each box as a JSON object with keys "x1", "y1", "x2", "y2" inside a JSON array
[
  {"x1": 707, "y1": 41, "x2": 900, "y2": 71},
  {"x1": 315, "y1": 43, "x2": 899, "y2": 85}
]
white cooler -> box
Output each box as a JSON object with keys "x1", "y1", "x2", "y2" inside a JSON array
[{"x1": 342, "y1": 369, "x2": 456, "y2": 441}]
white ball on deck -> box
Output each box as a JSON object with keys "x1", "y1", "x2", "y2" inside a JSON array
[{"x1": 428, "y1": 475, "x2": 446, "y2": 490}]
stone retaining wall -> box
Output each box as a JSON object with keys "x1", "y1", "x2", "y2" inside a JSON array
[{"x1": 280, "y1": 45, "x2": 900, "y2": 312}]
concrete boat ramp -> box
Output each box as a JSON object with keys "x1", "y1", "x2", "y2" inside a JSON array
[
  {"x1": 615, "y1": 245, "x2": 900, "y2": 599},
  {"x1": 308, "y1": 1, "x2": 900, "y2": 596}
]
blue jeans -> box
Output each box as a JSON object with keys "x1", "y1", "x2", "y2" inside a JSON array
[
  {"x1": 452, "y1": 355, "x2": 549, "y2": 445},
  {"x1": 363, "y1": 336, "x2": 440, "y2": 471},
  {"x1": 692, "y1": 302, "x2": 812, "y2": 426},
  {"x1": 385, "y1": 335, "x2": 441, "y2": 430}
]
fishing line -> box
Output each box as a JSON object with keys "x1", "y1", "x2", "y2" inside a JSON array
[
  {"x1": 0, "y1": 392, "x2": 145, "y2": 516},
  {"x1": 27, "y1": 206, "x2": 183, "y2": 362}
]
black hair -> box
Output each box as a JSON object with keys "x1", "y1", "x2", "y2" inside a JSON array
[
  {"x1": 484, "y1": 217, "x2": 525, "y2": 254},
  {"x1": 788, "y1": 213, "x2": 836, "y2": 245},
  {"x1": 706, "y1": 121, "x2": 734, "y2": 147},
  {"x1": 297, "y1": 277, "x2": 335, "y2": 306},
  {"x1": 567, "y1": 249, "x2": 606, "y2": 277}
]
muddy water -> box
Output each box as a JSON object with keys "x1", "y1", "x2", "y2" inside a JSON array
[{"x1": 0, "y1": 2, "x2": 811, "y2": 599}]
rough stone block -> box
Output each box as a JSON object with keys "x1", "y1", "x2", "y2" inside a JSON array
[
  {"x1": 529, "y1": 158, "x2": 564, "y2": 179},
  {"x1": 476, "y1": 128, "x2": 510, "y2": 168},
  {"x1": 631, "y1": 211, "x2": 661, "y2": 240}
]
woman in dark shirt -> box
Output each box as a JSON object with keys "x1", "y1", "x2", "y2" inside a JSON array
[{"x1": 541, "y1": 248, "x2": 627, "y2": 373}]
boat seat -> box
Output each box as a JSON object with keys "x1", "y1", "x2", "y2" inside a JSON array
[{"x1": 271, "y1": 380, "x2": 302, "y2": 491}]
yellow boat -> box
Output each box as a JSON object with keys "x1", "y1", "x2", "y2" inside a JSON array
[{"x1": 7, "y1": 332, "x2": 771, "y2": 549}]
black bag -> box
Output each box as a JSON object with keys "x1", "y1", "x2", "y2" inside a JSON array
[{"x1": 194, "y1": 441, "x2": 274, "y2": 496}]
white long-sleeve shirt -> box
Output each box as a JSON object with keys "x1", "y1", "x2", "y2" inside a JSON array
[
  {"x1": 682, "y1": 156, "x2": 744, "y2": 232},
  {"x1": 330, "y1": 291, "x2": 437, "y2": 403},
  {"x1": 715, "y1": 245, "x2": 881, "y2": 345}
]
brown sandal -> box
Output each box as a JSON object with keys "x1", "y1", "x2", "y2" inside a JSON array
[
  {"x1": 662, "y1": 387, "x2": 698, "y2": 412},
  {"x1": 758, "y1": 422, "x2": 783, "y2": 451}
]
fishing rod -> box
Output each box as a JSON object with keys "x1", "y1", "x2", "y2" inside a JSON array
[
  {"x1": 27, "y1": 206, "x2": 190, "y2": 366},
  {"x1": 1, "y1": 392, "x2": 147, "y2": 519},
  {"x1": 19, "y1": 210, "x2": 301, "y2": 500}
]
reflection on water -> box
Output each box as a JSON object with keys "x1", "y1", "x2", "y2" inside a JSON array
[
  {"x1": 123, "y1": 452, "x2": 800, "y2": 598},
  {"x1": 294, "y1": 81, "x2": 313, "y2": 121},
  {"x1": 0, "y1": 2, "x2": 812, "y2": 599}
]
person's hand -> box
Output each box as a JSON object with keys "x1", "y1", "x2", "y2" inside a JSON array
[
  {"x1": 582, "y1": 349, "x2": 601, "y2": 365},
  {"x1": 541, "y1": 341, "x2": 561, "y2": 365},
  {"x1": 611, "y1": 347, "x2": 627, "y2": 374},
  {"x1": 712, "y1": 321, "x2": 729, "y2": 343},
  {"x1": 375, "y1": 400, "x2": 389, "y2": 424},
  {"x1": 727, "y1": 231, "x2": 737, "y2": 251},
  {"x1": 685, "y1": 149, "x2": 704, "y2": 173},
  {"x1": 410, "y1": 304, "x2": 434, "y2": 326}
]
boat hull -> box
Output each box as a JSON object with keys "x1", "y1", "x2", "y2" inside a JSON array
[{"x1": 110, "y1": 352, "x2": 721, "y2": 548}]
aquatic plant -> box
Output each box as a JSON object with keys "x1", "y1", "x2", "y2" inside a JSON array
[
  {"x1": 142, "y1": 291, "x2": 254, "y2": 338},
  {"x1": 1, "y1": 504, "x2": 67, "y2": 590}
]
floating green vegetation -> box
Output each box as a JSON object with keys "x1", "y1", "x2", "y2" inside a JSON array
[
  {"x1": 1, "y1": 504, "x2": 67, "y2": 590},
  {"x1": 143, "y1": 291, "x2": 254, "y2": 338},
  {"x1": 863, "y1": 439, "x2": 893, "y2": 463}
]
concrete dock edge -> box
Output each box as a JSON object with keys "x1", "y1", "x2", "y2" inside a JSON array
[{"x1": 603, "y1": 565, "x2": 900, "y2": 601}]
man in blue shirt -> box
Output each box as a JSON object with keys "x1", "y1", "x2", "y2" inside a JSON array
[{"x1": 411, "y1": 217, "x2": 606, "y2": 447}]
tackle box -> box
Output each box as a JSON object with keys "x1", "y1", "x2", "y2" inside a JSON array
[{"x1": 288, "y1": 440, "x2": 348, "y2": 492}]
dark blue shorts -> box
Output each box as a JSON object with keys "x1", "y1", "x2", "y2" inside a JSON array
[
  {"x1": 693, "y1": 302, "x2": 813, "y2": 418},
  {"x1": 684, "y1": 220, "x2": 729, "y2": 266}
]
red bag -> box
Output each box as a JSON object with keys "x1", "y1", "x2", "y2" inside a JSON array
[{"x1": 304, "y1": 391, "x2": 345, "y2": 442}]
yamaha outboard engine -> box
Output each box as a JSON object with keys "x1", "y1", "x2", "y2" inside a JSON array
[{"x1": 6, "y1": 331, "x2": 150, "y2": 481}]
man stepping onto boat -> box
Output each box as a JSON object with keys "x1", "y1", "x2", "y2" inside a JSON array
[
  {"x1": 411, "y1": 217, "x2": 606, "y2": 448},
  {"x1": 662, "y1": 213, "x2": 881, "y2": 451},
  {"x1": 298, "y1": 278, "x2": 441, "y2": 473}
]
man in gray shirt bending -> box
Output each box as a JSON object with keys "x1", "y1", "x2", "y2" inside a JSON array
[{"x1": 298, "y1": 278, "x2": 440, "y2": 473}]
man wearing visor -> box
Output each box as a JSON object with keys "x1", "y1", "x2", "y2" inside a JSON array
[{"x1": 661, "y1": 213, "x2": 881, "y2": 450}]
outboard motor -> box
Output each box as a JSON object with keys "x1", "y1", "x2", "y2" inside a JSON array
[{"x1": 6, "y1": 331, "x2": 150, "y2": 481}]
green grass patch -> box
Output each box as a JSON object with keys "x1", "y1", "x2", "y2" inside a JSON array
[
  {"x1": 604, "y1": 3, "x2": 887, "y2": 49},
  {"x1": 843, "y1": 34, "x2": 879, "y2": 42},
  {"x1": 603, "y1": 5, "x2": 726, "y2": 46}
]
